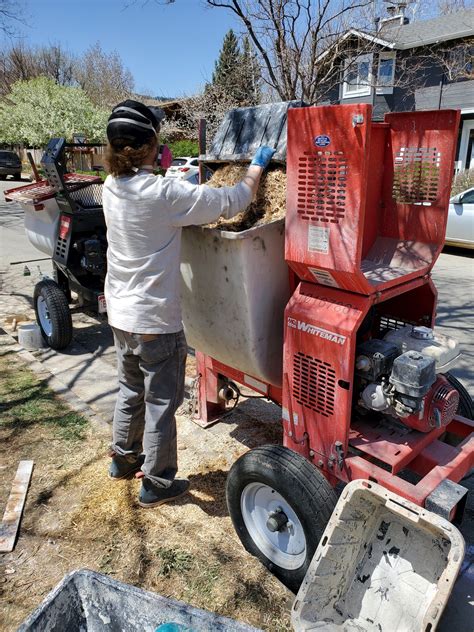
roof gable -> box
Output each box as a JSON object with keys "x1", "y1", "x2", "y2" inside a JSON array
[
  {"x1": 317, "y1": 9, "x2": 474, "y2": 62},
  {"x1": 381, "y1": 8, "x2": 474, "y2": 49}
]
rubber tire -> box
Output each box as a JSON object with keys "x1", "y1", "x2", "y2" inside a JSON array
[
  {"x1": 226, "y1": 445, "x2": 337, "y2": 593},
  {"x1": 444, "y1": 372, "x2": 473, "y2": 419},
  {"x1": 34, "y1": 280, "x2": 73, "y2": 350},
  {"x1": 52, "y1": 265, "x2": 72, "y2": 303}
]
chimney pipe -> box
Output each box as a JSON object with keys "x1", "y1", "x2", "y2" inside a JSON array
[{"x1": 397, "y1": 1, "x2": 408, "y2": 16}]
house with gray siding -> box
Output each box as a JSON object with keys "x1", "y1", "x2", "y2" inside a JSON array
[{"x1": 317, "y1": 9, "x2": 474, "y2": 171}]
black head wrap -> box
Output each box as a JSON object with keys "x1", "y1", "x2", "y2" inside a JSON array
[{"x1": 107, "y1": 100, "x2": 160, "y2": 148}]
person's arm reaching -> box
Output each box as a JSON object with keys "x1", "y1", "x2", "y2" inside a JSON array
[
  {"x1": 242, "y1": 147, "x2": 277, "y2": 199},
  {"x1": 162, "y1": 146, "x2": 275, "y2": 227}
]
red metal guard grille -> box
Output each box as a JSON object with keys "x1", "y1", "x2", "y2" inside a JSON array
[
  {"x1": 429, "y1": 380, "x2": 459, "y2": 427},
  {"x1": 293, "y1": 352, "x2": 336, "y2": 417},
  {"x1": 392, "y1": 147, "x2": 441, "y2": 204},
  {"x1": 4, "y1": 174, "x2": 101, "y2": 205},
  {"x1": 297, "y1": 151, "x2": 348, "y2": 223}
]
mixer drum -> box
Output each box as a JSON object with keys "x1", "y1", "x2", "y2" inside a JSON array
[{"x1": 180, "y1": 220, "x2": 290, "y2": 387}]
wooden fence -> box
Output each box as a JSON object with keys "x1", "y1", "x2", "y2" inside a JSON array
[{"x1": 16, "y1": 145, "x2": 107, "y2": 171}]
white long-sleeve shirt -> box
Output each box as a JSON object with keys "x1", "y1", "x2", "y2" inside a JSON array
[{"x1": 102, "y1": 171, "x2": 252, "y2": 334}]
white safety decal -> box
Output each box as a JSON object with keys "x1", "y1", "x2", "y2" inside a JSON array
[
  {"x1": 282, "y1": 407, "x2": 299, "y2": 425},
  {"x1": 308, "y1": 225, "x2": 329, "y2": 254},
  {"x1": 309, "y1": 267, "x2": 339, "y2": 287}
]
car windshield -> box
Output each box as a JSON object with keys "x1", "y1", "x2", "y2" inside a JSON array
[
  {"x1": 0, "y1": 151, "x2": 19, "y2": 161},
  {"x1": 171, "y1": 159, "x2": 188, "y2": 166},
  {"x1": 461, "y1": 190, "x2": 474, "y2": 204}
]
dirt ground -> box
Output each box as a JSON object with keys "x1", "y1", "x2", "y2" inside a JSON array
[{"x1": 0, "y1": 342, "x2": 292, "y2": 631}]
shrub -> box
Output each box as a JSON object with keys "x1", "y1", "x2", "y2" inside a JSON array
[
  {"x1": 166, "y1": 140, "x2": 199, "y2": 158},
  {"x1": 451, "y1": 168, "x2": 474, "y2": 196}
]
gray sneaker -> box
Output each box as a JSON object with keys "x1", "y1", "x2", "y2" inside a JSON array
[
  {"x1": 138, "y1": 478, "x2": 190, "y2": 508},
  {"x1": 109, "y1": 454, "x2": 144, "y2": 480}
]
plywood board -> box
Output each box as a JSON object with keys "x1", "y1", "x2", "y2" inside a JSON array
[{"x1": 0, "y1": 460, "x2": 34, "y2": 553}]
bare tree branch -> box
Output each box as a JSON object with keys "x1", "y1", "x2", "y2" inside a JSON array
[{"x1": 0, "y1": 0, "x2": 27, "y2": 37}]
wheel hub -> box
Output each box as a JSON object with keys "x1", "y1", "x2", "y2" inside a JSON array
[
  {"x1": 240, "y1": 482, "x2": 307, "y2": 570},
  {"x1": 266, "y1": 509, "x2": 289, "y2": 532},
  {"x1": 37, "y1": 296, "x2": 53, "y2": 337}
]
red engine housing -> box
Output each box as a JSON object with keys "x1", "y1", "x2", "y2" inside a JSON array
[{"x1": 402, "y1": 375, "x2": 460, "y2": 433}]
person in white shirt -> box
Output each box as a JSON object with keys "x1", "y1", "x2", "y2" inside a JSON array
[{"x1": 103, "y1": 100, "x2": 275, "y2": 507}]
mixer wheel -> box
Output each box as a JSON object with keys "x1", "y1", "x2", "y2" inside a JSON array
[
  {"x1": 34, "y1": 280, "x2": 73, "y2": 350},
  {"x1": 226, "y1": 445, "x2": 337, "y2": 593},
  {"x1": 444, "y1": 373, "x2": 473, "y2": 419}
]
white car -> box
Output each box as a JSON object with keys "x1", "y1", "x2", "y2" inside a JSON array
[
  {"x1": 165, "y1": 157, "x2": 213, "y2": 184},
  {"x1": 165, "y1": 157, "x2": 200, "y2": 183},
  {"x1": 446, "y1": 187, "x2": 474, "y2": 249}
]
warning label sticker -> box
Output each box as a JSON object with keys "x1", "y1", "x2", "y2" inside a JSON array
[
  {"x1": 308, "y1": 225, "x2": 330, "y2": 254},
  {"x1": 309, "y1": 267, "x2": 339, "y2": 287}
]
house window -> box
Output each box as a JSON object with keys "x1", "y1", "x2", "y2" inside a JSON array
[
  {"x1": 377, "y1": 52, "x2": 396, "y2": 94},
  {"x1": 447, "y1": 45, "x2": 474, "y2": 81},
  {"x1": 342, "y1": 54, "x2": 372, "y2": 98}
]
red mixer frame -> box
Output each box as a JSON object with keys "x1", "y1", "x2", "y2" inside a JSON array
[{"x1": 195, "y1": 104, "x2": 474, "y2": 511}]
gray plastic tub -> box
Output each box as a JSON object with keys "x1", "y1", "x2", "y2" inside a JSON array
[
  {"x1": 180, "y1": 220, "x2": 290, "y2": 387},
  {"x1": 292, "y1": 481, "x2": 465, "y2": 631},
  {"x1": 18, "y1": 569, "x2": 260, "y2": 631}
]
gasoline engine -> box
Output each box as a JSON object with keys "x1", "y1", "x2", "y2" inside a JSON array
[
  {"x1": 73, "y1": 232, "x2": 107, "y2": 277},
  {"x1": 355, "y1": 326, "x2": 460, "y2": 432}
]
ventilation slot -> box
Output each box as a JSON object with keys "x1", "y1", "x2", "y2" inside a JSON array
[
  {"x1": 297, "y1": 150, "x2": 347, "y2": 223},
  {"x1": 392, "y1": 147, "x2": 441, "y2": 204},
  {"x1": 54, "y1": 237, "x2": 68, "y2": 263},
  {"x1": 378, "y1": 315, "x2": 414, "y2": 333},
  {"x1": 293, "y1": 352, "x2": 336, "y2": 417}
]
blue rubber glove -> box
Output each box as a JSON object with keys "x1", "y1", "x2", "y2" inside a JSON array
[{"x1": 250, "y1": 146, "x2": 275, "y2": 169}]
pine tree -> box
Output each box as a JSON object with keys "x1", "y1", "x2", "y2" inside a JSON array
[
  {"x1": 212, "y1": 29, "x2": 241, "y2": 90},
  {"x1": 210, "y1": 30, "x2": 261, "y2": 106}
]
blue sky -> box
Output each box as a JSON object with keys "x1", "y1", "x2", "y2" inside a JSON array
[{"x1": 17, "y1": 0, "x2": 239, "y2": 97}]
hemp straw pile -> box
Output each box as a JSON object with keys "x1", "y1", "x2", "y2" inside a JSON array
[{"x1": 206, "y1": 164, "x2": 286, "y2": 231}]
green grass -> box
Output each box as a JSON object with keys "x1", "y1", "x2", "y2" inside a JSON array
[
  {"x1": 73, "y1": 168, "x2": 107, "y2": 180},
  {"x1": 185, "y1": 559, "x2": 221, "y2": 600},
  {"x1": 0, "y1": 352, "x2": 89, "y2": 441},
  {"x1": 156, "y1": 546, "x2": 194, "y2": 576},
  {"x1": 155, "y1": 546, "x2": 221, "y2": 600}
]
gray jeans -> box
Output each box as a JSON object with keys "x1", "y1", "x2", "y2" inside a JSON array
[{"x1": 110, "y1": 327, "x2": 187, "y2": 488}]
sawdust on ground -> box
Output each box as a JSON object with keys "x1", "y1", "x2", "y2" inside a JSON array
[
  {"x1": 0, "y1": 343, "x2": 291, "y2": 632},
  {"x1": 206, "y1": 165, "x2": 286, "y2": 231}
]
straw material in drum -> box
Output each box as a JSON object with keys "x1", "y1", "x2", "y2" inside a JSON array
[{"x1": 206, "y1": 165, "x2": 286, "y2": 231}]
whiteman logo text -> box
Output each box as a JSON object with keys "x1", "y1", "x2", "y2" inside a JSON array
[{"x1": 287, "y1": 318, "x2": 346, "y2": 344}]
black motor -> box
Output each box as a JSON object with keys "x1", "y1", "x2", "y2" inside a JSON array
[{"x1": 74, "y1": 234, "x2": 107, "y2": 275}]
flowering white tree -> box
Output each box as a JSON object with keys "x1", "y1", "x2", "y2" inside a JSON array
[{"x1": 0, "y1": 77, "x2": 108, "y2": 146}]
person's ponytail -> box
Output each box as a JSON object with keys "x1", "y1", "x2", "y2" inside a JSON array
[{"x1": 104, "y1": 140, "x2": 157, "y2": 177}]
